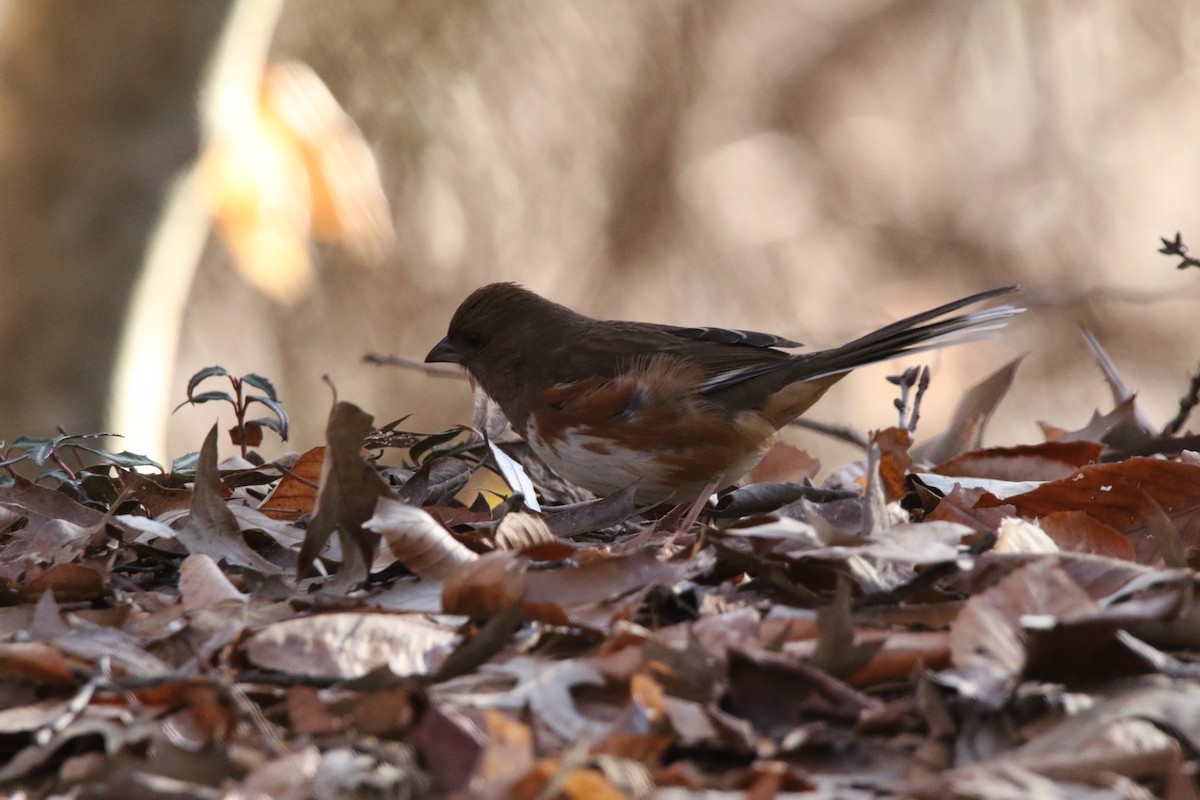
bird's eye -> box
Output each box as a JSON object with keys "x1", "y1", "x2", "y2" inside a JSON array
[{"x1": 462, "y1": 331, "x2": 484, "y2": 349}]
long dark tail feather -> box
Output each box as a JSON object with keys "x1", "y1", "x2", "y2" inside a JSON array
[{"x1": 796, "y1": 285, "x2": 1023, "y2": 382}]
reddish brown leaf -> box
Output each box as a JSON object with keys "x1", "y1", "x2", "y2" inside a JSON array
[
  {"x1": 872, "y1": 427, "x2": 913, "y2": 503},
  {"x1": 524, "y1": 548, "x2": 686, "y2": 630},
  {"x1": 747, "y1": 441, "x2": 821, "y2": 485},
  {"x1": 978, "y1": 458, "x2": 1200, "y2": 563},
  {"x1": 119, "y1": 471, "x2": 193, "y2": 518},
  {"x1": 286, "y1": 686, "x2": 344, "y2": 736},
  {"x1": 924, "y1": 484, "x2": 1014, "y2": 535},
  {"x1": 469, "y1": 709, "x2": 534, "y2": 797},
  {"x1": 258, "y1": 445, "x2": 323, "y2": 521},
  {"x1": 442, "y1": 551, "x2": 528, "y2": 618},
  {"x1": 1038, "y1": 510, "x2": 1136, "y2": 560},
  {"x1": 0, "y1": 642, "x2": 77, "y2": 685},
  {"x1": 21, "y1": 562, "x2": 107, "y2": 604},
  {"x1": 933, "y1": 441, "x2": 1103, "y2": 482}
]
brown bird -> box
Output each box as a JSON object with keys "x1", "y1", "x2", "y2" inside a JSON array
[{"x1": 426, "y1": 283, "x2": 1021, "y2": 506}]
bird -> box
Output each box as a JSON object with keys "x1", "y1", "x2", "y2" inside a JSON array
[{"x1": 425, "y1": 283, "x2": 1022, "y2": 507}]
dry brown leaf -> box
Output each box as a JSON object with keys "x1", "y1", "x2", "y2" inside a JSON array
[
  {"x1": 1037, "y1": 510, "x2": 1136, "y2": 560},
  {"x1": 297, "y1": 401, "x2": 391, "y2": 584},
  {"x1": 177, "y1": 424, "x2": 285, "y2": 574},
  {"x1": 944, "y1": 559, "x2": 1097, "y2": 705},
  {"x1": 0, "y1": 642, "x2": 77, "y2": 685},
  {"x1": 747, "y1": 441, "x2": 821, "y2": 485},
  {"x1": 494, "y1": 511, "x2": 559, "y2": 553},
  {"x1": 510, "y1": 759, "x2": 627, "y2": 800},
  {"x1": 365, "y1": 497, "x2": 478, "y2": 579},
  {"x1": 810, "y1": 580, "x2": 884, "y2": 678},
  {"x1": 978, "y1": 458, "x2": 1200, "y2": 563},
  {"x1": 442, "y1": 550, "x2": 528, "y2": 618},
  {"x1": 725, "y1": 646, "x2": 879, "y2": 733},
  {"x1": 924, "y1": 483, "x2": 1016, "y2": 535},
  {"x1": 239, "y1": 747, "x2": 324, "y2": 800},
  {"x1": 440, "y1": 656, "x2": 607, "y2": 741},
  {"x1": 178, "y1": 553, "x2": 248, "y2": 611},
  {"x1": 872, "y1": 427, "x2": 913, "y2": 502},
  {"x1": 258, "y1": 445, "x2": 324, "y2": 521},
  {"x1": 19, "y1": 562, "x2": 107, "y2": 604},
  {"x1": 524, "y1": 548, "x2": 686, "y2": 630},
  {"x1": 933, "y1": 441, "x2": 1103, "y2": 482}
]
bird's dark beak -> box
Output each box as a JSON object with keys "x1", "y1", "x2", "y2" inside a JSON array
[{"x1": 424, "y1": 337, "x2": 461, "y2": 364}]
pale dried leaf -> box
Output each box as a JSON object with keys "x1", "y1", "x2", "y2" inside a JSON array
[
  {"x1": 178, "y1": 553, "x2": 248, "y2": 611},
  {"x1": 486, "y1": 438, "x2": 541, "y2": 512},
  {"x1": 494, "y1": 511, "x2": 557, "y2": 552},
  {"x1": 993, "y1": 517, "x2": 1060, "y2": 555},
  {"x1": 364, "y1": 497, "x2": 478, "y2": 578},
  {"x1": 245, "y1": 612, "x2": 458, "y2": 679}
]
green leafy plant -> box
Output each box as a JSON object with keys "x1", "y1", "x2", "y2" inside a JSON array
[
  {"x1": 175, "y1": 366, "x2": 289, "y2": 460},
  {"x1": 0, "y1": 431, "x2": 161, "y2": 504}
]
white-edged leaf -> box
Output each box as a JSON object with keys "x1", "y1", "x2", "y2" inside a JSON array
[{"x1": 485, "y1": 437, "x2": 541, "y2": 512}]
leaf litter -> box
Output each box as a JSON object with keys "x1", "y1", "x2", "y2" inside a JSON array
[{"x1": 5, "y1": 352, "x2": 1200, "y2": 798}]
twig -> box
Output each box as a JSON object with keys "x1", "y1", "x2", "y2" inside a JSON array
[
  {"x1": 1157, "y1": 232, "x2": 1200, "y2": 435},
  {"x1": 1158, "y1": 232, "x2": 1200, "y2": 271},
  {"x1": 362, "y1": 352, "x2": 465, "y2": 379},
  {"x1": 1163, "y1": 361, "x2": 1200, "y2": 437},
  {"x1": 889, "y1": 365, "x2": 931, "y2": 432}
]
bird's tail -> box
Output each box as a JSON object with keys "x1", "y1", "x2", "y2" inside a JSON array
[
  {"x1": 750, "y1": 286, "x2": 1023, "y2": 427},
  {"x1": 800, "y1": 286, "x2": 1022, "y2": 381}
]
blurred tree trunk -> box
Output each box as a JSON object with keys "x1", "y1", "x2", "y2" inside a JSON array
[{"x1": 0, "y1": 1, "x2": 231, "y2": 448}]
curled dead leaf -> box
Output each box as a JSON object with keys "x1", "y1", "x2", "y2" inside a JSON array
[{"x1": 364, "y1": 497, "x2": 478, "y2": 579}]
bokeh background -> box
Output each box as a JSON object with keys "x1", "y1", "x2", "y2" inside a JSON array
[{"x1": 3, "y1": 1, "x2": 1199, "y2": 474}]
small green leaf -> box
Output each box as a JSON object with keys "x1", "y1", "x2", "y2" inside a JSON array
[
  {"x1": 78, "y1": 470, "x2": 120, "y2": 506},
  {"x1": 186, "y1": 366, "x2": 231, "y2": 400},
  {"x1": 12, "y1": 435, "x2": 57, "y2": 464},
  {"x1": 410, "y1": 427, "x2": 469, "y2": 465},
  {"x1": 241, "y1": 373, "x2": 279, "y2": 401},
  {"x1": 171, "y1": 451, "x2": 200, "y2": 472},
  {"x1": 245, "y1": 395, "x2": 289, "y2": 438},
  {"x1": 72, "y1": 445, "x2": 163, "y2": 471},
  {"x1": 56, "y1": 432, "x2": 115, "y2": 443},
  {"x1": 174, "y1": 390, "x2": 235, "y2": 412},
  {"x1": 249, "y1": 416, "x2": 287, "y2": 439},
  {"x1": 35, "y1": 466, "x2": 75, "y2": 485}
]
